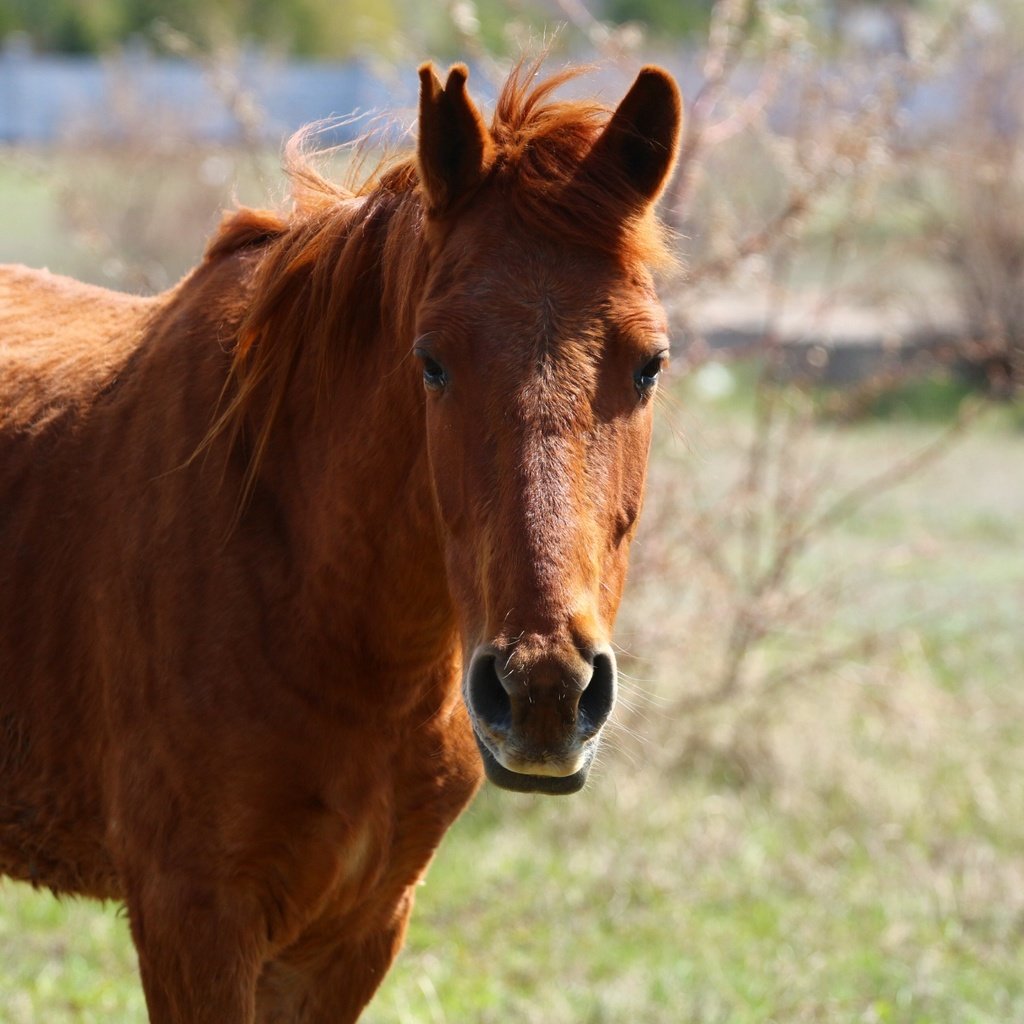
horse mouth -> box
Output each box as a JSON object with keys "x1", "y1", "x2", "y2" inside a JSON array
[{"x1": 471, "y1": 734, "x2": 594, "y2": 795}]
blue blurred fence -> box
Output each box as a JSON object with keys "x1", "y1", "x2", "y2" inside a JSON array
[
  {"x1": 0, "y1": 32, "x2": 975, "y2": 149},
  {"x1": 0, "y1": 36, "x2": 421, "y2": 145}
]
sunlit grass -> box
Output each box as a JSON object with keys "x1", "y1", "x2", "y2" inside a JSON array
[
  {"x1": 2, "y1": 140, "x2": 1021, "y2": 1017},
  {"x1": 0, "y1": 889, "x2": 145, "y2": 1023},
  {"x1": 2, "y1": 395, "x2": 1022, "y2": 1023}
]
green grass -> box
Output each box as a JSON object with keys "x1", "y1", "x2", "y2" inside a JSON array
[
  {"x1": 0, "y1": 148, "x2": 284, "y2": 291},
  {"x1": 0, "y1": 161, "x2": 72, "y2": 273},
  {"x1": 1, "y1": 151, "x2": 1022, "y2": 1023},
  {"x1": 2, "y1": 398, "x2": 1022, "y2": 1023},
  {"x1": 0, "y1": 892, "x2": 145, "y2": 1023}
]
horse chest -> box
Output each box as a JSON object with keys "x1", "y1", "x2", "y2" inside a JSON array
[
  {"x1": 246, "y1": 699, "x2": 481, "y2": 947},
  {"x1": 335, "y1": 705, "x2": 481, "y2": 900}
]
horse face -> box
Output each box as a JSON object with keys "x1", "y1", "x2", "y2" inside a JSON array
[
  {"x1": 415, "y1": 62, "x2": 681, "y2": 793},
  {"x1": 415, "y1": 226, "x2": 668, "y2": 793}
]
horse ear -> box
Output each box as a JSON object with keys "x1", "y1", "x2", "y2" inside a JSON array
[
  {"x1": 417, "y1": 62, "x2": 494, "y2": 217},
  {"x1": 586, "y1": 66, "x2": 683, "y2": 208}
]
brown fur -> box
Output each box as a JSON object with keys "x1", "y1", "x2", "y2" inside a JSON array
[{"x1": 0, "y1": 62, "x2": 681, "y2": 1022}]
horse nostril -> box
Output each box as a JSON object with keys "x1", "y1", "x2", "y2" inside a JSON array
[
  {"x1": 467, "y1": 652, "x2": 512, "y2": 734},
  {"x1": 578, "y1": 650, "x2": 616, "y2": 737}
]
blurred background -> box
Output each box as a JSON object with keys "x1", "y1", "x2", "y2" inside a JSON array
[{"x1": 1, "y1": 1, "x2": 1022, "y2": 1021}]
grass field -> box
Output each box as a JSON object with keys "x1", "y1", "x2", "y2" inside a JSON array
[
  {"x1": 1, "y1": 380, "x2": 1021, "y2": 1023},
  {"x1": 2, "y1": 140, "x2": 1023, "y2": 1022},
  {"x1": 0, "y1": 149, "x2": 281, "y2": 290}
]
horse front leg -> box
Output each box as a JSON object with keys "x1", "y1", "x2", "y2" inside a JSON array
[
  {"x1": 255, "y1": 891, "x2": 415, "y2": 1024},
  {"x1": 126, "y1": 870, "x2": 270, "y2": 1024}
]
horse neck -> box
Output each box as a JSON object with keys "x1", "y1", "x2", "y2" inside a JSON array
[{"x1": 255, "y1": 196, "x2": 458, "y2": 682}]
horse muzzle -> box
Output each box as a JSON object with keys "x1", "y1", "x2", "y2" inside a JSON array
[{"x1": 464, "y1": 643, "x2": 617, "y2": 795}]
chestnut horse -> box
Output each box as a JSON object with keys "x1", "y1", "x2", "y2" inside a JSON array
[{"x1": 0, "y1": 62, "x2": 681, "y2": 1022}]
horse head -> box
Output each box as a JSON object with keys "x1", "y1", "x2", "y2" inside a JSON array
[{"x1": 414, "y1": 63, "x2": 682, "y2": 793}]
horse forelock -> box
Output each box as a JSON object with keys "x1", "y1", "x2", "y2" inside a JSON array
[{"x1": 487, "y1": 61, "x2": 676, "y2": 270}]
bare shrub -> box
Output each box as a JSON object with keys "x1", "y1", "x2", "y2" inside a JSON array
[
  {"x1": 35, "y1": 0, "x2": 998, "y2": 788},
  {"x1": 921, "y1": 12, "x2": 1024, "y2": 395},
  {"x1": 614, "y1": 363, "x2": 976, "y2": 785},
  {"x1": 598, "y1": 0, "x2": 995, "y2": 784}
]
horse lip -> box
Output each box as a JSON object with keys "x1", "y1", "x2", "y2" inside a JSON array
[{"x1": 471, "y1": 733, "x2": 593, "y2": 795}]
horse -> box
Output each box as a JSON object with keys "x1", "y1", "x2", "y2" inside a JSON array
[{"x1": 0, "y1": 59, "x2": 681, "y2": 1022}]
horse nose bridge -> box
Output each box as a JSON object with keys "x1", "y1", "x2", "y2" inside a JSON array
[{"x1": 479, "y1": 422, "x2": 602, "y2": 617}]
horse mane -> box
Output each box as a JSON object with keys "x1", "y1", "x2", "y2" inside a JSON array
[{"x1": 199, "y1": 61, "x2": 675, "y2": 507}]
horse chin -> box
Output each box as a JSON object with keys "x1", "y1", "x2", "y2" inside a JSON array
[{"x1": 472, "y1": 735, "x2": 594, "y2": 795}]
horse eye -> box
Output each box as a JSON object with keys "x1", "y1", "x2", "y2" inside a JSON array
[
  {"x1": 635, "y1": 354, "x2": 666, "y2": 397},
  {"x1": 414, "y1": 348, "x2": 447, "y2": 391}
]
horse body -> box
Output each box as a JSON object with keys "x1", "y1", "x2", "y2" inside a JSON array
[
  {"x1": 0, "y1": 62, "x2": 681, "y2": 1022},
  {"x1": 1, "y1": 266, "x2": 159, "y2": 897}
]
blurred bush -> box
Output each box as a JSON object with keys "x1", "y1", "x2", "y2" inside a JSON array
[{"x1": 922, "y1": 24, "x2": 1024, "y2": 395}]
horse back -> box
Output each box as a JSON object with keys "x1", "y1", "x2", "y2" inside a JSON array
[
  {"x1": 1, "y1": 265, "x2": 155, "y2": 431},
  {"x1": 0, "y1": 255, "x2": 330, "y2": 901}
]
